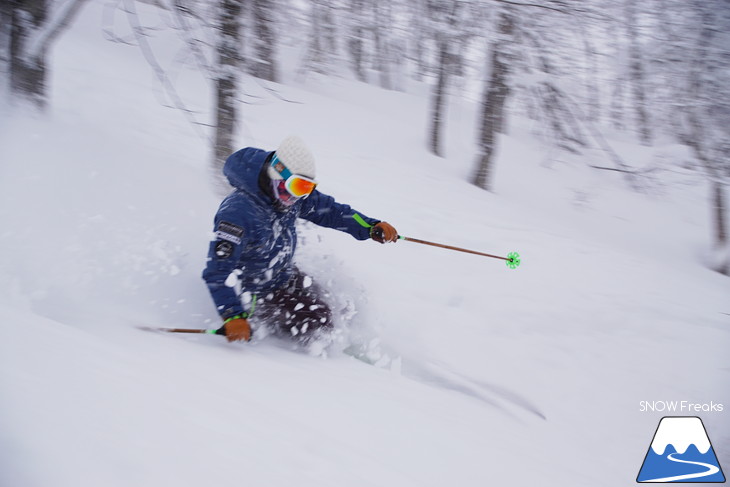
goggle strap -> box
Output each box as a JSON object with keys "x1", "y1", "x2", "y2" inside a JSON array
[
  {"x1": 271, "y1": 154, "x2": 317, "y2": 197},
  {"x1": 271, "y1": 154, "x2": 293, "y2": 180}
]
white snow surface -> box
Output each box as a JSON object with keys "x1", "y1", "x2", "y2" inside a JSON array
[{"x1": 1, "y1": 3, "x2": 729, "y2": 487}]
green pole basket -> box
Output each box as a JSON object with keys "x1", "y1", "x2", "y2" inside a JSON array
[{"x1": 506, "y1": 251, "x2": 521, "y2": 269}]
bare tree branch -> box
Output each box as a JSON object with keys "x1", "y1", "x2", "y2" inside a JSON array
[
  {"x1": 28, "y1": 0, "x2": 89, "y2": 60},
  {"x1": 170, "y1": 0, "x2": 213, "y2": 77},
  {"x1": 122, "y1": 0, "x2": 210, "y2": 143},
  {"x1": 493, "y1": 0, "x2": 570, "y2": 14}
]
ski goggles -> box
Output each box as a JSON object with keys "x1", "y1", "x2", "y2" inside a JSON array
[{"x1": 270, "y1": 155, "x2": 317, "y2": 198}]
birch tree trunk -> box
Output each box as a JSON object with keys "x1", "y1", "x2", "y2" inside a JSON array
[
  {"x1": 249, "y1": 0, "x2": 277, "y2": 82},
  {"x1": 304, "y1": 0, "x2": 337, "y2": 75},
  {"x1": 346, "y1": 0, "x2": 367, "y2": 82},
  {"x1": 690, "y1": 141, "x2": 729, "y2": 276},
  {"x1": 681, "y1": 4, "x2": 729, "y2": 275},
  {"x1": 373, "y1": 0, "x2": 393, "y2": 90},
  {"x1": 711, "y1": 181, "x2": 728, "y2": 256},
  {"x1": 471, "y1": 10, "x2": 514, "y2": 191},
  {"x1": 212, "y1": 0, "x2": 243, "y2": 194},
  {"x1": 428, "y1": 38, "x2": 452, "y2": 157},
  {"x1": 625, "y1": 0, "x2": 652, "y2": 144},
  {"x1": 7, "y1": 0, "x2": 87, "y2": 110}
]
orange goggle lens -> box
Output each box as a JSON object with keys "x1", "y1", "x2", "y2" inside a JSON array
[{"x1": 285, "y1": 175, "x2": 317, "y2": 197}]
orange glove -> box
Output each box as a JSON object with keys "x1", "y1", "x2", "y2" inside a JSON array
[
  {"x1": 370, "y1": 222, "x2": 398, "y2": 244},
  {"x1": 218, "y1": 317, "x2": 252, "y2": 342}
]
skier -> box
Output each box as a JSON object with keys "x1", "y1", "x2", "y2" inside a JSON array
[{"x1": 202, "y1": 136, "x2": 398, "y2": 343}]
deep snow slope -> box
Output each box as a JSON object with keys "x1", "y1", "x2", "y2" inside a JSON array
[{"x1": 1, "y1": 3, "x2": 728, "y2": 487}]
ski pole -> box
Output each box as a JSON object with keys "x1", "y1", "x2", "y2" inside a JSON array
[
  {"x1": 398, "y1": 235, "x2": 521, "y2": 269},
  {"x1": 138, "y1": 326, "x2": 222, "y2": 335}
]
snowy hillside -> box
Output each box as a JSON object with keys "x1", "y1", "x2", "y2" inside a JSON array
[{"x1": 1, "y1": 2, "x2": 728, "y2": 487}]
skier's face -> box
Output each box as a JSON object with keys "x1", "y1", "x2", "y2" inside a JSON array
[
  {"x1": 271, "y1": 178, "x2": 301, "y2": 207},
  {"x1": 269, "y1": 155, "x2": 317, "y2": 201}
]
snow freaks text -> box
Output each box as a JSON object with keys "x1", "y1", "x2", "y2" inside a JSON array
[{"x1": 639, "y1": 401, "x2": 724, "y2": 413}]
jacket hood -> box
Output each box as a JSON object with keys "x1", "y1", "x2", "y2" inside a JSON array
[{"x1": 223, "y1": 147, "x2": 272, "y2": 197}]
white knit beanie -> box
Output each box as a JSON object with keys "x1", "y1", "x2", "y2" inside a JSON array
[{"x1": 268, "y1": 135, "x2": 316, "y2": 180}]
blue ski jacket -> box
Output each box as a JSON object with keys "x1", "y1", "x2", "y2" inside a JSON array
[{"x1": 202, "y1": 147, "x2": 380, "y2": 320}]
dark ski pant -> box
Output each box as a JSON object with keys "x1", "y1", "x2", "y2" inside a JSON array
[{"x1": 254, "y1": 268, "x2": 332, "y2": 340}]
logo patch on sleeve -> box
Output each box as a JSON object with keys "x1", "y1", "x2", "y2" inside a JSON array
[
  {"x1": 216, "y1": 221, "x2": 244, "y2": 245},
  {"x1": 215, "y1": 240, "x2": 234, "y2": 259}
]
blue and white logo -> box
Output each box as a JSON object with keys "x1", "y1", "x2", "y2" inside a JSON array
[{"x1": 637, "y1": 416, "x2": 726, "y2": 483}]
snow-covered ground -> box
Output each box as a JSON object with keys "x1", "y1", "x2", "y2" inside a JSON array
[{"x1": 1, "y1": 3, "x2": 728, "y2": 486}]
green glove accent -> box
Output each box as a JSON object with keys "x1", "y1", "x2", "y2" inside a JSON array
[{"x1": 352, "y1": 213, "x2": 373, "y2": 229}]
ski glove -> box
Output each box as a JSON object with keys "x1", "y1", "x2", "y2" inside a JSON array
[
  {"x1": 217, "y1": 317, "x2": 252, "y2": 342},
  {"x1": 370, "y1": 221, "x2": 398, "y2": 243}
]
